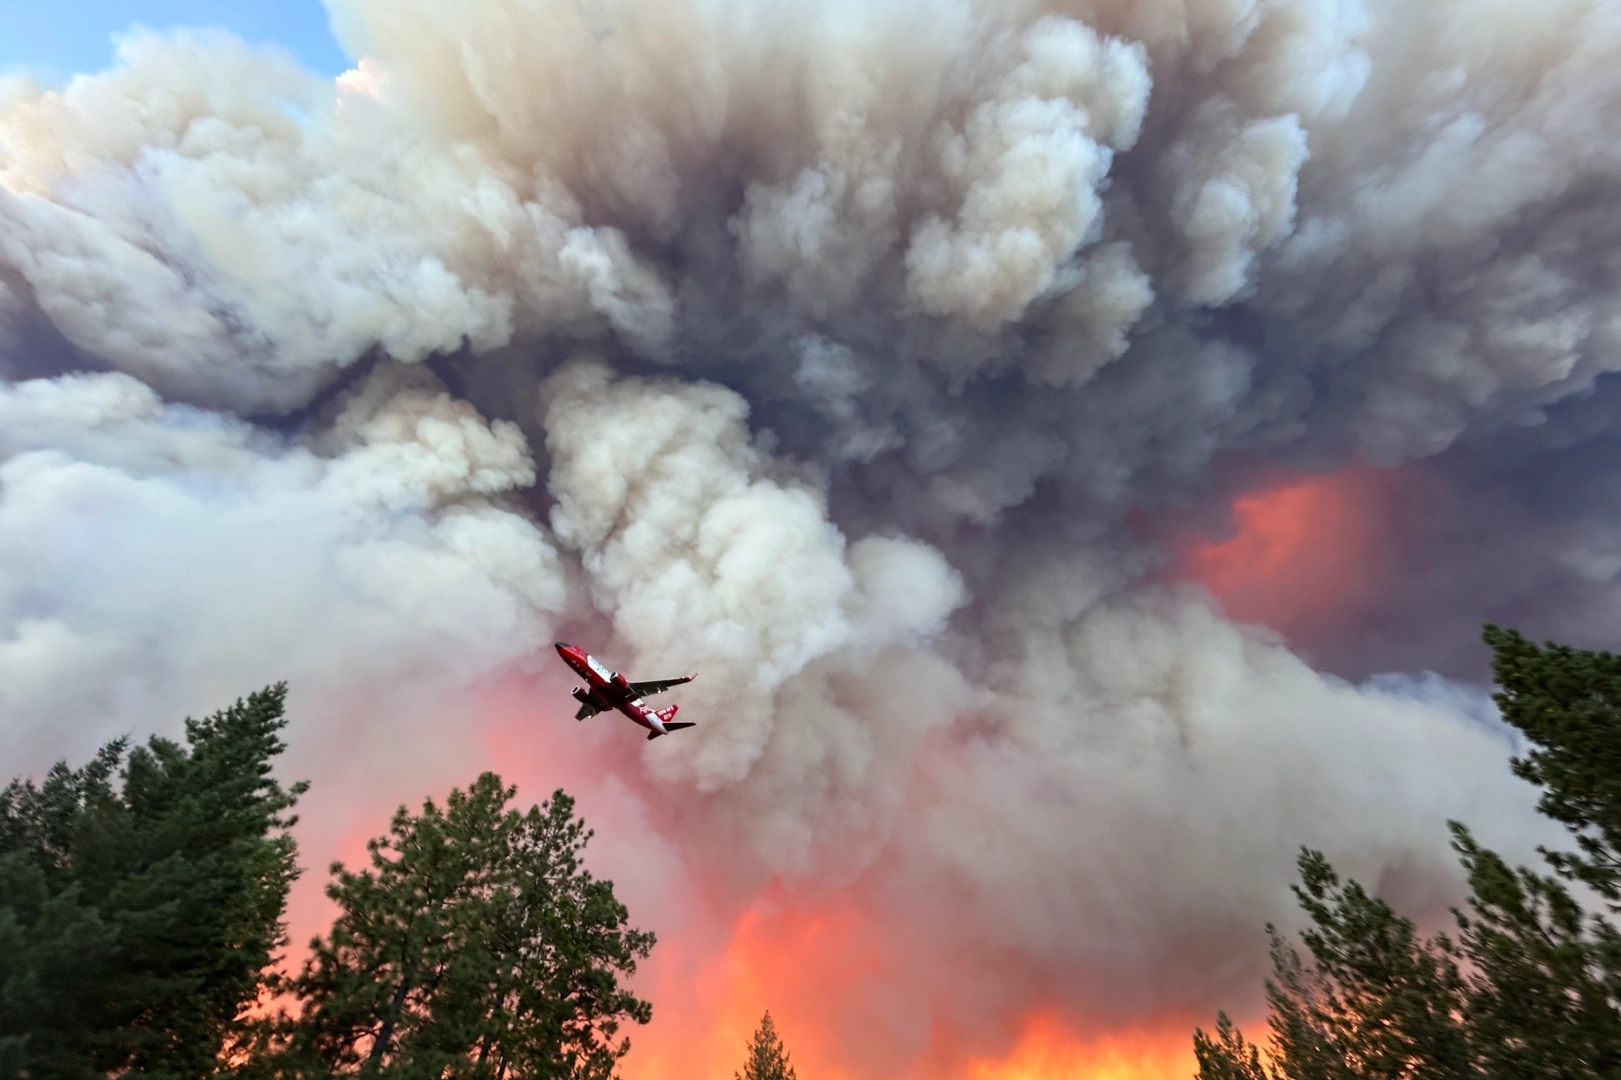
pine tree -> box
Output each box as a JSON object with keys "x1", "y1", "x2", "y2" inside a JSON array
[
  {"x1": 735, "y1": 1012, "x2": 797, "y2": 1080},
  {"x1": 0, "y1": 684, "x2": 305, "y2": 1080},
  {"x1": 282, "y1": 772, "x2": 654, "y2": 1080},
  {"x1": 1483, "y1": 625, "x2": 1621, "y2": 904},
  {"x1": 1192, "y1": 1014, "x2": 1270, "y2": 1080},
  {"x1": 1446, "y1": 825, "x2": 1621, "y2": 1076},
  {"x1": 1192, "y1": 850, "x2": 1474, "y2": 1080},
  {"x1": 1193, "y1": 627, "x2": 1621, "y2": 1079}
]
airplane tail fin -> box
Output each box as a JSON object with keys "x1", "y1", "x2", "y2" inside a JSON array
[{"x1": 646, "y1": 704, "x2": 696, "y2": 740}]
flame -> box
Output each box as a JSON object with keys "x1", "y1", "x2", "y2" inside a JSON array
[
  {"x1": 623, "y1": 890, "x2": 1204, "y2": 1080},
  {"x1": 620, "y1": 893, "x2": 884, "y2": 1080},
  {"x1": 1178, "y1": 467, "x2": 1394, "y2": 637},
  {"x1": 966, "y1": 1013, "x2": 1195, "y2": 1080}
]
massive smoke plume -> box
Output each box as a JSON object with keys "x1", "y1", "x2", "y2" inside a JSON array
[{"x1": 4, "y1": 0, "x2": 1618, "y2": 1073}]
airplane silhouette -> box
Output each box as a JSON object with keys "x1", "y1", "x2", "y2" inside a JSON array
[{"x1": 554, "y1": 642, "x2": 696, "y2": 740}]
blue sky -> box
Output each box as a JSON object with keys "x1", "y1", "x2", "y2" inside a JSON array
[{"x1": 4, "y1": 0, "x2": 351, "y2": 82}]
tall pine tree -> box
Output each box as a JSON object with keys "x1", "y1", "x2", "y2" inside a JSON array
[
  {"x1": 734, "y1": 1012, "x2": 797, "y2": 1080},
  {"x1": 281, "y1": 772, "x2": 654, "y2": 1080},
  {"x1": 0, "y1": 684, "x2": 305, "y2": 1080}
]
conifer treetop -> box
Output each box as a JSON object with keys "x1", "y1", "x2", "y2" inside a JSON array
[{"x1": 736, "y1": 1011, "x2": 798, "y2": 1080}]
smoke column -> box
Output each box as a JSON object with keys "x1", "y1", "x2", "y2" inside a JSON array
[{"x1": 6, "y1": 0, "x2": 1621, "y2": 1073}]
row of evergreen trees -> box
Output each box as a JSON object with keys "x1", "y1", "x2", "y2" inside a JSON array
[
  {"x1": 1195, "y1": 626, "x2": 1621, "y2": 1079},
  {"x1": 0, "y1": 683, "x2": 802, "y2": 1079}
]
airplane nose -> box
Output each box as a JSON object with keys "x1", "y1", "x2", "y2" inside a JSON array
[{"x1": 555, "y1": 642, "x2": 571, "y2": 651}]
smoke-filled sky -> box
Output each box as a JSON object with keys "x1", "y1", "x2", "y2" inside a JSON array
[{"x1": 6, "y1": 0, "x2": 1620, "y2": 1075}]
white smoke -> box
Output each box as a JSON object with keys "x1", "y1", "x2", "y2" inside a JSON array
[
  {"x1": 0, "y1": 367, "x2": 564, "y2": 770},
  {"x1": 542, "y1": 358, "x2": 966, "y2": 791},
  {"x1": 4, "y1": 0, "x2": 1616, "y2": 1071}
]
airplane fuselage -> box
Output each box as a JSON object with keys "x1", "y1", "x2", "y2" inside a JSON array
[{"x1": 554, "y1": 642, "x2": 693, "y2": 738}]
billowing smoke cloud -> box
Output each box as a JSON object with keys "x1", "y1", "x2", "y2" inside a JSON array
[{"x1": 4, "y1": 0, "x2": 1618, "y2": 1073}]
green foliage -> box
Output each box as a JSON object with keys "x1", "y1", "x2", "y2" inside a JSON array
[
  {"x1": 735, "y1": 1012, "x2": 797, "y2": 1080},
  {"x1": 1192, "y1": 849, "x2": 1475, "y2": 1080},
  {"x1": 1485, "y1": 625, "x2": 1621, "y2": 903},
  {"x1": 1194, "y1": 626, "x2": 1621, "y2": 1080},
  {"x1": 1193, "y1": 1014, "x2": 1270, "y2": 1080},
  {"x1": 1448, "y1": 824, "x2": 1621, "y2": 1077},
  {"x1": 0, "y1": 690, "x2": 662, "y2": 1080},
  {"x1": 1263, "y1": 851, "x2": 1472, "y2": 1080},
  {"x1": 0, "y1": 684, "x2": 306, "y2": 1080},
  {"x1": 280, "y1": 772, "x2": 654, "y2": 1080}
]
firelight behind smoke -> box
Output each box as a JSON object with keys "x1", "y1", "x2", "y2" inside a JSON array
[
  {"x1": 965, "y1": 1015, "x2": 1197, "y2": 1080},
  {"x1": 1179, "y1": 468, "x2": 1396, "y2": 641}
]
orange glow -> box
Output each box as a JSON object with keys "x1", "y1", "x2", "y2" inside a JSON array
[
  {"x1": 620, "y1": 894, "x2": 884, "y2": 1080},
  {"x1": 966, "y1": 1014, "x2": 1195, "y2": 1080},
  {"x1": 622, "y1": 891, "x2": 1204, "y2": 1080},
  {"x1": 273, "y1": 673, "x2": 1219, "y2": 1080},
  {"x1": 467, "y1": 674, "x2": 1219, "y2": 1080},
  {"x1": 1178, "y1": 467, "x2": 1394, "y2": 636}
]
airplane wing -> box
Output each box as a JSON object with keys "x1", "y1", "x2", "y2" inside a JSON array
[
  {"x1": 575, "y1": 701, "x2": 602, "y2": 720},
  {"x1": 628, "y1": 674, "x2": 695, "y2": 698}
]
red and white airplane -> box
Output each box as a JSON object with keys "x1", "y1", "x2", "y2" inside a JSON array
[{"x1": 554, "y1": 642, "x2": 697, "y2": 740}]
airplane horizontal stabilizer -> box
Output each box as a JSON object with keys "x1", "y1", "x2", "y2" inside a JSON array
[{"x1": 645, "y1": 721, "x2": 697, "y2": 741}]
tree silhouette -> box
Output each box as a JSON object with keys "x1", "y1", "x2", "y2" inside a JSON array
[{"x1": 735, "y1": 1011, "x2": 797, "y2": 1080}]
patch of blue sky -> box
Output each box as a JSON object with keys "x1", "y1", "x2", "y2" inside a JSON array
[{"x1": 3, "y1": 0, "x2": 351, "y2": 84}]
